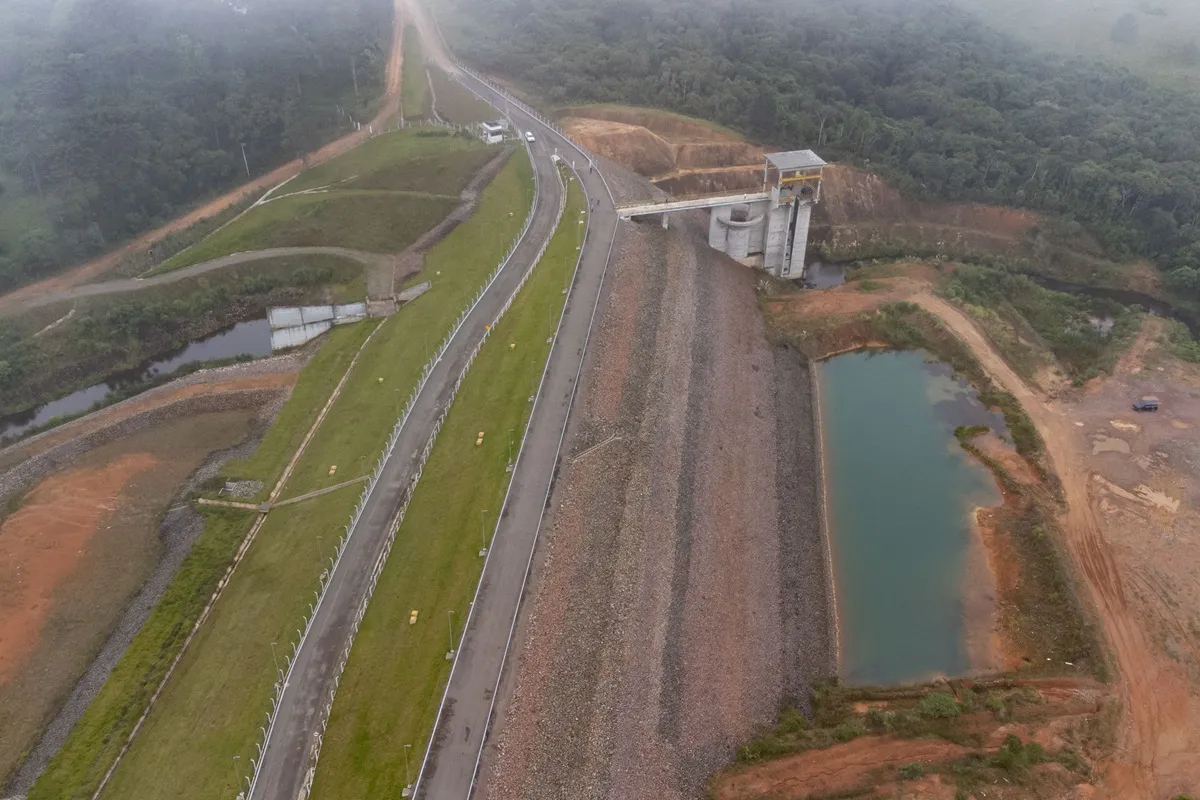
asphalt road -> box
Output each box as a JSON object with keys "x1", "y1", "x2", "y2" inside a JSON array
[
  {"x1": 247, "y1": 133, "x2": 565, "y2": 799},
  {"x1": 402, "y1": 7, "x2": 620, "y2": 798}
]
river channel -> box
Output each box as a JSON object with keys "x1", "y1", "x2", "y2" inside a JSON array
[
  {"x1": 0, "y1": 319, "x2": 272, "y2": 441},
  {"x1": 819, "y1": 349, "x2": 1004, "y2": 685}
]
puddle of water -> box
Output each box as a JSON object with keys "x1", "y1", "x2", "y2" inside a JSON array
[
  {"x1": 804, "y1": 260, "x2": 845, "y2": 289},
  {"x1": 819, "y1": 350, "x2": 1003, "y2": 685},
  {"x1": 1, "y1": 319, "x2": 272, "y2": 441}
]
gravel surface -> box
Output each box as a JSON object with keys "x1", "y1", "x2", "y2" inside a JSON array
[
  {"x1": 592, "y1": 154, "x2": 667, "y2": 207},
  {"x1": 481, "y1": 210, "x2": 834, "y2": 799}
]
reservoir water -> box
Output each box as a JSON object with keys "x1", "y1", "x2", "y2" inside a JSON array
[
  {"x1": 819, "y1": 350, "x2": 1003, "y2": 685},
  {"x1": 0, "y1": 319, "x2": 272, "y2": 442}
]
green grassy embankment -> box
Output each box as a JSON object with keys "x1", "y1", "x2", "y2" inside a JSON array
[
  {"x1": 429, "y1": 66, "x2": 497, "y2": 124},
  {"x1": 154, "y1": 192, "x2": 457, "y2": 272},
  {"x1": 27, "y1": 320, "x2": 378, "y2": 800},
  {"x1": 151, "y1": 130, "x2": 498, "y2": 275},
  {"x1": 307, "y1": 171, "x2": 584, "y2": 798},
  {"x1": 53, "y1": 151, "x2": 533, "y2": 800},
  {"x1": 402, "y1": 24, "x2": 431, "y2": 120},
  {"x1": 278, "y1": 130, "x2": 497, "y2": 195}
]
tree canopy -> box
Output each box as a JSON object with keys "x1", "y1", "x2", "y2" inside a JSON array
[
  {"x1": 443, "y1": 0, "x2": 1200, "y2": 295},
  {"x1": 0, "y1": 0, "x2": 391, "y2": 290}
]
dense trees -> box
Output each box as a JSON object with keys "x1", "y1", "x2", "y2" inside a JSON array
[
  {"x1": 0, "y1": 0, "x2": 391, "y2": 289},
  {"x1": 443, "y1": 0, "x2": 1200, "y2": 296}
]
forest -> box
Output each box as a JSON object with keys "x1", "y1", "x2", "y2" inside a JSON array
[
  {"x1": 441, "y1": 0, "x2": 1200, "y2": 298},
  {"x1": 0, "y1": 0, "x2": 391, "y2": 290}
]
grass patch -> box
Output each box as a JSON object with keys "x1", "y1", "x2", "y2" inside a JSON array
[
  {"x1": 281, "y1": 129, "x2": 495, "y2": 195},
  {"x1": 155, "y1": 192, "x2": 457, "y2": 272},
  {"x1": 277, "y1": 151, "x2": 535, "y2": 499},
  {"x1": 46, "y1": 150, "x2": 533, "y2": 800},
  {"x1": 307, "y1": 172, "x2": 585, "y2": 798},
  {"x1": 1161, "y1": 318, "x2": 1200, "y2": 363},
  {"x1": 401, "y1": 25, "x2": 430, "y2": 120},
  {"x1": 943, "y1": 265, "x2": 1140, "y2": 384},
  {"x1": 429, "y1": 66, "x2": 498, "y2": 124}
]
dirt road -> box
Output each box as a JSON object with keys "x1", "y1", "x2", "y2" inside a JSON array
[
  {"x1": 2, "y1": 247, "x2": 390, "y2": 315},
  {"x1": 914, "y1": 294, "x2": 1163, "y2": 799},
  {"x1": 0, "y1": 0, "x2": 407, "y2": 314}
]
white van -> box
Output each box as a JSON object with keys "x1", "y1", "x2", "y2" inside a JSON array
[{"x1": 524, "y1": 130, "x2": 536, "y2": 143}]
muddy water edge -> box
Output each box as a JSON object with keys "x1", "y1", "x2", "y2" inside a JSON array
[{"x1": 817, "y1": 349, "x2": 1009, "y2": 685}]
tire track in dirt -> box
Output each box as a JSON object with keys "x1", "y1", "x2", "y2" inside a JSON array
[
  {"x1": 0, "y1": 0, "x2": 408, "y2": 313},
  {"x1": 914, "y1": 293, "x2": 1161, "y2": 799}
]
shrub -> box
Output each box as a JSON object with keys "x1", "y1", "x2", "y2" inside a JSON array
[
  {"x1": 899, "y1": 762, "x2": 924, "y2": 780},
  {"x1": 918, "y1": 692, "x2": 961, "y2": 719},
  {"x1": 833, "y1": 719, "x2": 866, "y2": 743},
  {"x1": 993, "y1": 734, "x2": 1046, "y2": 774}
]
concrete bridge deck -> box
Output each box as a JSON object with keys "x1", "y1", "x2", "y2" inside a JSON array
[{"x1": 616, "y1": 190, "x2": 771, "y2": 219}]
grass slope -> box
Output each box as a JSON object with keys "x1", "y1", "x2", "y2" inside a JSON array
[
  {"x1": 64, "y1": 151, "x2": 533, "y2": 800},
  {"x1": 307, "y1": 173, "x2": 585, "y2": 798},
  {"x1": 156, "y1": 191, "x2": 457, "y2": 272},
  {"x1": 429, "y1": 66, "x2": 497, "y2": 124},
  {"x1": 28, "y1": 321, "x2": 378, "y2": 800},
  {"x1": 281, "y1": 130, "x2": 497, "y2": 195},
  {"x1": 401, "y1": 24, "x2": 431, "y2": 120}
]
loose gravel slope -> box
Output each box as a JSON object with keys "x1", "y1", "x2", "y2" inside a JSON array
[{"x1": 481, "y1": 212, "x2": 834, "y2": 799}]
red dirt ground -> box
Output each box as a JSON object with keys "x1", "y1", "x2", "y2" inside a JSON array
[
  {"x1": 715, "y1": 736, "x2": 970, "y2": 800},
  {"x1": 0, "y1": 452, "x2": 158, "y2": 683}
]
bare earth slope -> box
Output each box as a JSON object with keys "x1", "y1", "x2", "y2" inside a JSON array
[{"x1": 481, "y1": 212, "x2": 832, "y2": 799}]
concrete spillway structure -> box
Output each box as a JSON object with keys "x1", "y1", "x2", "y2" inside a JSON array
[{"x1": 617, "y1": 149, "x2": 825, "y2": 280}]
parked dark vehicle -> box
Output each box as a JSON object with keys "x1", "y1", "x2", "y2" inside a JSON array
[{"x1": 1133, "y1": 397, "x2": 1160, "y2": 412}]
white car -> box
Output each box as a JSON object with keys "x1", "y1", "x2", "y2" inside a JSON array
[{"x1": 524, "y1": 130, "x2": 536, "y2": 143}]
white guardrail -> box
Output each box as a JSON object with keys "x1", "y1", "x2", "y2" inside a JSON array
[{"x1": 237, "y1": 121, "x2": 549, "y2": 798}]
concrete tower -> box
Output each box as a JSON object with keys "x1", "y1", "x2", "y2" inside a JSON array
[{"x1": 619, "y1": 149, "x2": 825, "y2": 281}]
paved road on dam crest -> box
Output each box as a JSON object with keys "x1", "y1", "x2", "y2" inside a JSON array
[{"x1": 248, "y1": 4, "x2": 619, "y2": 798}]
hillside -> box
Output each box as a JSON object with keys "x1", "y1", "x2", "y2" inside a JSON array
[
  {"x1": 0, "y1": 0, "x2": 392, "y2": 292},
  {"x1": 441, "y1": 0, "x2": 1200, "y2": 304}
]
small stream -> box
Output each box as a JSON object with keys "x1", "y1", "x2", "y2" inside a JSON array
[
  {"x1": 0, "y1": 319, "x2": 272, "y2": 441},
  {"x1": 1026, "y1": 275, "x2": 1200, "y2": 337}
]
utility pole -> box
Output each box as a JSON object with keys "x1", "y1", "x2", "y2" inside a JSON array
[
  {"x1": 404, "y1": 744, "x2": 412, "y2": 793},
  {"x1": 240, "y1": 142, "x2": 250, "y2": 178},
  {"x1": 270, "y1": 641, "x2": 280, "y2": 677},
  {"x1": 479, "y1": 509, "x2": 488, "y2": 556},
  {"x1": 445, "y1": 610, "x2": 455, "y2": 660}
]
